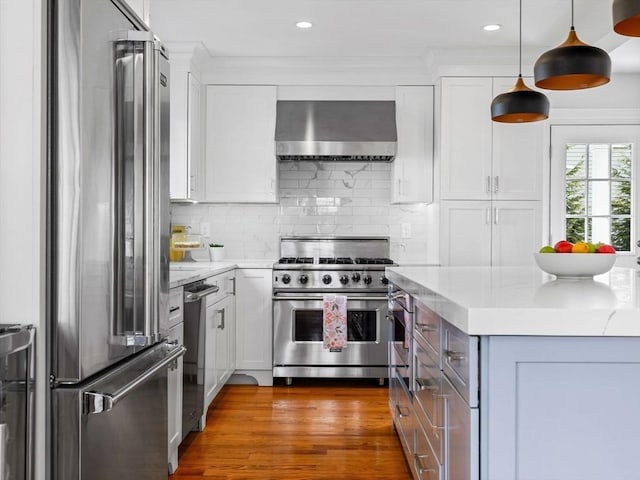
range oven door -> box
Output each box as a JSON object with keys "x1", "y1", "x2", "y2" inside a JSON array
[{"x1": 273, "y1": 294, "x2": 389, "y2": 376}]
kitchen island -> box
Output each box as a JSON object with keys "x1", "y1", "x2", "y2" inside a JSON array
[{"x1": 386, "y1": 265, "x2": 640, "y2": 480}]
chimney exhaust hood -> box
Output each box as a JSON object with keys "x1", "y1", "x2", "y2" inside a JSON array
[{"x1": 275, "y1": 100, "x2": 397, "y2": 161}]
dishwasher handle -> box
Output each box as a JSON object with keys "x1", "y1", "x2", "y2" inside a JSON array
[{"x1": 184, "y1": 284, "x2": 219, "y2": 303}]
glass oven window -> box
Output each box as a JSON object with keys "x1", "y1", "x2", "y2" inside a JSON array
[{"x1": 293, "y1": 310, "x2": 378, "y2": 342}]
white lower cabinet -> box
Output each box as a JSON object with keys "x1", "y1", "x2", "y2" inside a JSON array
[
  {"x1": 200, "y1": 270, "x2": 236, "y2": 427},
  {"x1": 233, "y1": 268, "x2": 273, "y2": 385},
  {"x1": 440, "y1": 200, "x2": 542, "y2": 266},
  {"x1": 167, "y1": 286, "x2": 184, "y2": 474}
]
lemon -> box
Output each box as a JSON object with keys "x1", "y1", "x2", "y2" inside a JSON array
[{"x1": 539, "y1": 245, "x2": 556, "y2": 253}]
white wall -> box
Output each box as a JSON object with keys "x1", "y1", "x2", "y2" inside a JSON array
[{"x1": 0, "y1": 0, "x2": 45, "y2": 479}]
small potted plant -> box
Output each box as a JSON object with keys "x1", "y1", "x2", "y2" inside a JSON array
[{"x1": 209, "y1": 242, "x2": 225, "y2": 261}]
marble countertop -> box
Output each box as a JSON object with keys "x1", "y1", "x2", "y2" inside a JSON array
[
  {"x1": 386, "y1": 266, "x2": 640, "y2": 337},
  {"x1": 169, "y1": 259, "x2": 274, "y2": 288}
]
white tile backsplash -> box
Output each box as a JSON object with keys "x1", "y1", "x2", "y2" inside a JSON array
[{"x1": 171, "y1": 161, "x2": 438, "y2": 264}]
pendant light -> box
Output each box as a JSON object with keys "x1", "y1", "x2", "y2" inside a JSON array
[
  {"x1": 491, "y1": 0, "x2": 550, "y2": 123},
  {"x1": 534, "y1": 0, "x2": 611, "y2": 90},
  {"x1": 613, "y1": 0, "x2": 640, "y2": 36}
]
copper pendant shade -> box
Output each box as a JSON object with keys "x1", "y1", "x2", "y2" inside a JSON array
[
  {"x1": 490, "y1": 0, "x2": 549, "y2": 123},
  {"x1": 613, "y1": 0, "x2": 640, "y2": 36},
  {"x1": 534, "y1": 0, "x2": 611, "y2": 91},
  {"x1": 491, "y1": 76, "x2": 550, "y2": 123}
]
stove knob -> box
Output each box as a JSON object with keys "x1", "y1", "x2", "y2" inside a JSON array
[
  {"x1": 381, "y1": 276, "x2": 389, "y2": 285},
  {"x1": 282, "y1": 274, "x2": 291, "y2": 284},
  {"x1": 298, "y1": 274, "x2": 309, "y2": 284},
  {"x1": 322, "y1": 274, "x2": 332, "y2": 285},
  {"x1": 339, "y1": 275, "x2": 349, "y2": 285},
  {"x1": 351, "y1": 273, "x2": 361, "y2": 283},
  {"x1": 363, "y1": 275, "x2": 372, "y2": 285}
]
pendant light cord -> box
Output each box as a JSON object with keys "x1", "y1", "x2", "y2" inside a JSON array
[
  {"x1": 571, "y1": 0, "x2": 574, "y2": 29},
  {"x1": 518, "y1": 0, "x2": 522, "y2": 76}
]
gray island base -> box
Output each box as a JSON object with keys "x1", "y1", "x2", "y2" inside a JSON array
[{"x1": 386, "y1": 265, "x2": 640, "y2": 480}]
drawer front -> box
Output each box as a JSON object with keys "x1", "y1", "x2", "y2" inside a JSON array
[
  {"x1": 390, "y1": 370, "x2": 414, "y2": 458},
  {"x1": 415, "y1": 422, "x2": 442, "y2": 480},
  {"x1": 442, "y1": 321, "x2": 478, "y2": 407},
  {"x1": 413, "y1": 339, "x2": 444, "y2": 463},
  {"x1": 443, "y1": 376, "x2": 479, "y2": 480},
  {"x1": 169, "y1": 286, "x2": 184, "y2": 328},
  {"x1": 414, "y1": 299, "x2": 440, "y2": 364}
]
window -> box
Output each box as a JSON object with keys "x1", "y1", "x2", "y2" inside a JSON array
[
  {"x1": 550, "y1": 125, "x2": 640, "y2": 266},
  {"x1": 564, "y1": 142, "x2": 632, "y2": 251}
]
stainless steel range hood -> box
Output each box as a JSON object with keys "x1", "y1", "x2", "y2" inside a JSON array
[{"x1": 275, "y1": 100, "x2": 397, "y2": 161}]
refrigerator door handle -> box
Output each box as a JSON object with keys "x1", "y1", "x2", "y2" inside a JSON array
[{"x1": 83, "y1": 344, "x2": 186, "y2": 415}]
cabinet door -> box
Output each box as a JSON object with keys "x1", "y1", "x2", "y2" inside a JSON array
[
  {"x1": 214, "y1": 295, "x2": 235, "y2": 385},
  {"x1": 167, "y1": 322, "x2": 183, "y2": 473},
  {"x1": 205, "y1": 85, "x2": 278, "y2": 203},
  {"x1": 204, "y1": 302, "x2": 219, "y2": 409},
  {"x1": 491, "y1": 78, "x2": 545, "y2": 201},
  {"x1": 439, "y1": 78, "x2": 493, "y2": 200},
  {"x1": 392, "y1": 86, "x2": 434, "y2": 204},
  {"x1": 440, "y1": 201, "x2": 492, "y2": 266},
  {"x1": 235, "y1": 269, "x2": 273, "y2": 370},
  {"x1": 491, "y1": 201, "x2": 542, "y2": 266}
]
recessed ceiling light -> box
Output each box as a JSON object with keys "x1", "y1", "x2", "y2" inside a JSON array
[
  {"x1": 296, "y1": 21, "x2": 313, "y2": 29},
  {"x1": 483, "y1": 24, "x2": 502, "y2": 31}
]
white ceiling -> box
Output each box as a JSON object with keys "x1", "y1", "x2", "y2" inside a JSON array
[{"x1": 148, "y1": 0, "x2": 640, "y2": 72}]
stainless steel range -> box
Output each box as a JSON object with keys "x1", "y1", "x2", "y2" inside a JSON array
[{"x1": 272, "y1": 236, "x2": 395, "y2": 383}]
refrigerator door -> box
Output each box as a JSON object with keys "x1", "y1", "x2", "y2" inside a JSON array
[
  {"x1": 50, "y1": 0, "x2": 169, "y2": 383},
  {"x1": 52, "y1": 341, "x2": 185, "y2": 480},
  {"x1": 0, "y1": 326, "x2": 34, "y2": 480}
]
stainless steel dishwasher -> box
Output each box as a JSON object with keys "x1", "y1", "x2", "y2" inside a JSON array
[
  {"x1": 0, "y1": 324, "x2": 34, "y2": 480},
  {"x1": 182, "y1": 281, "x2": 219, "y2": 440}
]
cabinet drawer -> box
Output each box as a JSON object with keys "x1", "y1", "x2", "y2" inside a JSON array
[
  {"x1": 413, "y1": 339, "x2": 444, "y2": 463},
  {"x1": 414, "y1": 299, "x2": 440, "y2": 364},
  {"x1": 169, "y1": 286, "x2": 184, "y2": 328},
  {"x1": 443, "y1": 376, "x2": 479, "y2": 480},
  {"x1": 414, "y1": 422, "x2": 442, "y2": 480},
  {"x1": 442, "y1": 321, "x2": 478, "y2": 407},
  {"x1": 390, "y1": 369, "x2": 414, "y2": 457}
]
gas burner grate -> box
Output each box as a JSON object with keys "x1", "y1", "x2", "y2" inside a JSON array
[
  {"x1": 319, "y1": 257, "x2": 354, "y2": 265},
  {"x1": 354, "y1": 257, "x2": 395, "y2": 265},
  {"x1": 278, "y1": 257, "x2": 314, "y2": 264}
]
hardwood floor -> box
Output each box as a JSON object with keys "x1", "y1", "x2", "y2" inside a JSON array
[{"x1": 171, "y1": 380, "x2": 412, "y2": 479}]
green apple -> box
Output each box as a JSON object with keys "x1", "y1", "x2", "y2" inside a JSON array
[{"x1": 539, "y1": 245, "x2": 556, "y2": 253}]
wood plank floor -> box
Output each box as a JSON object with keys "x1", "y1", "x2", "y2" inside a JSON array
[{"x1": 171, "y1": 380, "x2": 412, "y2": 479}]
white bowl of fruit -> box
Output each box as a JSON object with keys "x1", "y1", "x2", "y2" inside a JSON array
[{"x1": 534, "y1": 240, "x2": 617, "y2": 278}]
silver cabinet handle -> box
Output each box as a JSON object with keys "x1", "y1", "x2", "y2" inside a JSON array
[
  {"x1": 485, "y1": 207, "x2": 491, "y2": 225},
  {"x1": 494, "y1": 175, "x2": 499, "y2": 193},
  {"x1": 494, "y1": 207, "x2": 499, "y2": 225},
  {"x1": 415, "y1": 377, "x2": 438, "y2": 391},
  {"x1": 83, "y1": 343, "x2": 186, "y2": 415},
  {"x1": 414, "y1": 453, "x2": 436, "y2": 475},
  {"x1": 230, "y1": 277, "x2": 236, "y2": 295},
  {"x1": 445, "y1": 349, "x2": 465, "y2": 362},
  {"x1": 217, "y1": 308, "x2": 226, "y2": 330},
  {"x1": 395, "y1": 404, "x2": 411, "y2": 418},
  {"x1": 416, "y1": 323, "x2": 437, "y2": 333},
  {"x1": 486, "y1": 175, "x2": 491, "y2": 194}
]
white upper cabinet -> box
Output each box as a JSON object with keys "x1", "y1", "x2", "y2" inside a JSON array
[
  {"x1": 392, "y1": 86, "x2": 434, "y2": 204},
  {"x1": 204, "y1": 85, "x2": 278, "y2": 203},
  {"x1": 440, "y1": 200, "x2": 542, "y2": 266},
  {"x1": 439, "y1": 77, "x2": 544, "y2": 201},
  {"x1": 169, "y1": 52, "x2": 204, "y2": 201}
]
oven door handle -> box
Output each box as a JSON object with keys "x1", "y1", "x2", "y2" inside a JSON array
[{"x1": 272, "y1": 296, "x2": 388, "y2": 302}]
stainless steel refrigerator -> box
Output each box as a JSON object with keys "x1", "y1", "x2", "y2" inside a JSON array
[{"x1": 47, "y1": 1, "x2": 185, "y2": 479}]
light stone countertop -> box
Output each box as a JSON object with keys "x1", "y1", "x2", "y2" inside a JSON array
[
  {"x1": 386, "y1": 266, "x2": 640, "y2": 337},
  {"x1": 169, "y1": 259, "x2": 275, "y2": 288}
]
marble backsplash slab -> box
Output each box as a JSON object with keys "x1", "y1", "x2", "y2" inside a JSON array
[{"x1": 171, "y1": 161, "x2": 438, "y2": 264}]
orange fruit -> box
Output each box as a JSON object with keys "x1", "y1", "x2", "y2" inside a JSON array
[{"x1": 572, "y1": 241, "x2": 589, "y2": 253}]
